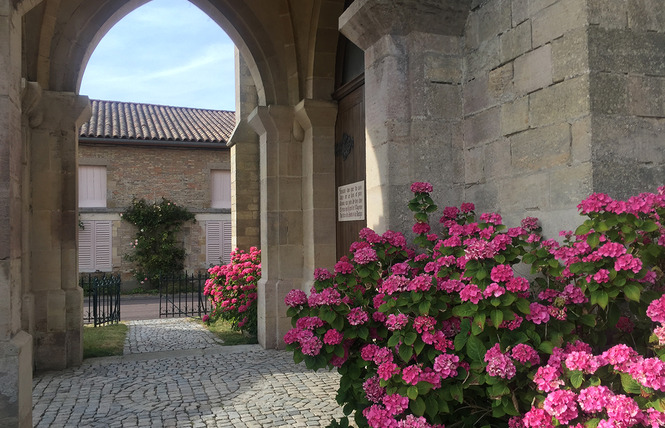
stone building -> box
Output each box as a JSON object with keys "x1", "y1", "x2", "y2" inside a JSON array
[
  {"x1": 78, "y1": 99, "x2": 235, "y2": 285},
  {"x1": 1, "y1": 0, "x2": 664, "y2": 426}
]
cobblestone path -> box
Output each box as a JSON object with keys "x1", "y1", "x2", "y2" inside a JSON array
[{"x1": 32, "y1": 319, "x2": 347, "y2": 427}]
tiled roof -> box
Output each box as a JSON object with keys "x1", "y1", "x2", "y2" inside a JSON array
[{"x1": 80, "y1": 99, "x2": 235, "y2": 144}]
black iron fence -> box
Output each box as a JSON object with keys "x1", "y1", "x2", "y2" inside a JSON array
[
  {"x1": 158, "y1": 271, "x2": 209, "y2": 318},
  {"x1": 81, "y1": 273, "x2": 121, "y2": 326}
]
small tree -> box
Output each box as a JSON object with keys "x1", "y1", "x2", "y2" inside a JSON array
[{"x1": 122, "y1": 198, "x2": 195, "y2": 284}]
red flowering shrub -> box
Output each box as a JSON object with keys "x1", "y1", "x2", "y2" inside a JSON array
[
  {"x1": 204, "y1": 247, "x2": 260, "y2": 336},
  {"x1": 285, "y1": 183, "x2": 665, "y2": 428}
]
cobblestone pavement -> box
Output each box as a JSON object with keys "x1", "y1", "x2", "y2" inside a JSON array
[{"x1": 33, "y1": 319, "x2": 347, "y2": 427}]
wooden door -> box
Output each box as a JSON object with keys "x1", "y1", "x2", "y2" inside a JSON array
[{"x1": 334, "y1": 78, "x2": 366, "y2": 259}]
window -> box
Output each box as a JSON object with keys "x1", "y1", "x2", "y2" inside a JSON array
[
  {"x1": 79, "y1": 220, "x2": 112, "y2": 272},
  {"x1": 79, "y1": 165, "x2": 107, "y2": 208},
  {"x1": 211, "y1": 169, "x2": 231, "y2": 209},
  {"x1": 206, "y1": 220, "x2": 232, "y2": 266}
]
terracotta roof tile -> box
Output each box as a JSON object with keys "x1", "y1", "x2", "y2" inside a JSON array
[{"x1": 80, "y1": 99, "x2": 235, "y2": 144}]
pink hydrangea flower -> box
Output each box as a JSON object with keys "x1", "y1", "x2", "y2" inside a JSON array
[
  {"x1": 533, "y1": 365, "x2": 564, "y2": 392},
  {"x1": 526, "y1": 302, "x2": 550, "y2": 324},
  {"x1": 284, "y1": 289, "x2": 308, "y2": 307},
  {"x1": 433, "y1": 353, "x2": 459, "y2": 378},
  {"x1": 401, "y1": 365, "x2": 423, "y2": 385},
  {"x1": 354, "y1": 246, "x2": 378, "y2": 264},
  {"x1": 491, "y1": 264, "x2": 514, "y2": 282},
  {"x1": 412, "y1": 222, "x2": 431, "y2": 235},
  {"x1": 522, "y1": 408, "x2": 554, "y2": 428},
  {"x1": 578, "y1": 385, "x2": 613, "y2": 413},
  {"x1": 334, "y1": 257, "x2": 355, "y2": 274},
  {"x1": 347, "y1": 307, "x2": 369, "y2": 325},
  {"x1": 323, "y1": 329, "x2": 344, "y2": 345},
  {"x1": 313, "y1": 268, "x2": 332, "y2": 280},
  {"x1": 511, "y1": 343, "x2": 540, "y2": 366},
  {"x1": 407, "y1": 274, "x2": 433, "y2": 292},
  {"x1": 543, "y1": 389, "x2": 578, "y2": 425},
  {"x1": 386, "y1": 313, "x2": 409, "y2": 331},
  {"x1": 565, "y1": 350, "x2": 604, "y2": 374},
  {"x1": 485, "y1": 344, "x2": 516, "y2": 379},
  {"x1": 363, "y1": 376, "x2": 385, "y2": 403},
  {"x1": 382, "y1": 394, "x2": 409, "y2": 416},
  {"x1": 483, "y1": 282, "x2": 506, "y2": 298},
  {"x1": 460, "y1": 283, "x2": 483, "y2": 304},
  {"x1": 648, "y1": 296, "x2": 665, "y2": 323},
  {"x1": 378, "y1": 362, "x2": 400, "y2": 380},
  {"x1": 411, "y1": 182, "x2": 433, "y2": 193}
]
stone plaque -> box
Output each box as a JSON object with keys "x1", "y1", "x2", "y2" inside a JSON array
[{"x1": 338, "y1": 180, "x2": 365, "y2": 221}]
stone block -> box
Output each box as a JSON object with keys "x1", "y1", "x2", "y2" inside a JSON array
[
  {"x1": 528, "y1": 0, "x2": 559, "y2": 15},
  {"x1": 510, "y1": 122, "x2": 571, "y2": 172},
  {"x1": 425, "y1": 82, "x2": 462, "y2": 119},
  {"x1": 463, "y1": 107, "x2": 501, "y2": 148},
  {"x1": 588, "y1": 0, "x2": 627, "y2": 28},
  {"x1": 550, "y1": 163, "x2": 592, "y2": 209},
  {"x1": 530, "y1": 75, "x2": 589, "y2": 127},
  {"x1": 514, "y1": 44, "x2": 553, "y2": 95},
  {"x1": 466, "y1": 37, "x2": 501, "y2": 79},
  {"x1": 588, "y1": 27, "x2": 665, "y2": 75},
  {"x1": 484, "y1": 137, "x2": 512, "y2": 179},
  {"x1": 552, "y1": 27, "x2": 589, "y2": 82},
  {"x1": 571, "y1": 116, "x2": 592, "y2": 163},
  {"x1": 499, "y1": 171, "x2": 550, "y2": 212},
  {"x1": 589, "y1": 72, "x2": 628, "y2": 115},
  {"x1": 465, "y1": 10, "x2": 480, "y2": 50},
  {"x1": 592, "y1": 115, "x2": 665, "y2": 166},
  {"x1": 424, "y1": 53, "x2": 462, "y2": 83},
  {"x1": 628, "y1": 0, "x2": 665, "y2": 32},
  {"x1": 512, "y1": 0, "x2": 530, "y2": 26},
  {"x1": 532, "y1": 0, "x2": 588, "y2": 47},
  {"x1": 500, "y1": 20, "x2": 531, "y2": 63},
  {"x1": 501, "y1": 96, "x2": 529, "y2": 136},
  {"x1": 465, "y1": 145, "x2": 485, "y2": 184},
  {"x1": 464, "y1": 181, "x2": 499, "y2": 214},
  {"x1": 477, "y1": 0, "x2": 512, "y2": 42},
  {"x1": 627, "y1": 75, "x2": 665, "y2": 118},
  {"x1": 463, "y1": 75, "x2": 492, "y2": 115},
  {"x1": 488, "y1": 63, "x2": 514, "y2": 102}
]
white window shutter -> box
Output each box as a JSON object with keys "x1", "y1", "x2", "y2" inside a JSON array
[
  {"x1": 78, "y1": 220, "x2": 94, "y2": 272},
  {"x1": 211, "y1": 170, "x2": 231, "y2": 209},
  {"x1": 94, "y1": 221, "x2": 112, "y2": 271},
  {"x1": 206, "y1": 221, "x2": 222, "y2": 266},
  {"x1": 221, "y1": 220, "x2": 233, "y2": 264},
  {"x1": 79, "y1": 166, "x2": 107, "y2": 208}
]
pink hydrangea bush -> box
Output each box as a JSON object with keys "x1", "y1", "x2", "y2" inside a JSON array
[
  {"x1": 285, "y1": 184, "x2": 665, "y2": 428},
  {"x1": 204, "y1": 247, "x2": 260, "y2": 336}
]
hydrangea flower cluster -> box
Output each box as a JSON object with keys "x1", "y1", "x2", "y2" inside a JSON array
[
  {"x1": 284, "y1": 183, "x2": 665, "y2": 428},
  {"x1": 204, "y1": 247, "x2": 260, "y2": 335}
]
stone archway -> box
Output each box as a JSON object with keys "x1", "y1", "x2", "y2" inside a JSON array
[{"x1": 2, "y1": 1, "x2": 345, "y2": 425}]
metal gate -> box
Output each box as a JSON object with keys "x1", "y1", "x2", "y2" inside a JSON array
[
  {"x1": 158, "y1": 271, "x2": 209, "y2": 317},
  {"x1": 81, "y1": 273, "x2": 121, "y2": 326}
]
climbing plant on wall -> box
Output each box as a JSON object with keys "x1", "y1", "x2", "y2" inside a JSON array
[{"x1": 122, "y1": 198, "x2": 195, "y2": 284}]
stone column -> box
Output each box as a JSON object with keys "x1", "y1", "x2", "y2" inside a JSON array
[
  {"x1": 339, "y1": 0, "x2": 469, "y2": 235},
  {"x1": 229, "y1": 50, "x2": 260, "y2": 251},
  {"x1": 0, "y1": 2, "x2": 33, "y2": 426},
  {"x1": 26, "y1": 90, "x2": 90, "y2": 371},
  {"x1": 248, "y1": 105, "x2": 302, "y2": 349},
  {"x1": 294, "y1": 99, "x2": 337, "y2": 290}
]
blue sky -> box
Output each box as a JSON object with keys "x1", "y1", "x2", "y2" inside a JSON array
[{"x1": 79, "y1": 0, "x2": 236, "y2": 111}]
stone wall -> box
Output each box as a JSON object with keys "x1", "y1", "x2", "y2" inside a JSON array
[
  {"x1": 79, "y1": 144, "x2": 230, "y2": 209},
  {"x1": 588, "y1": 0, "x2": 665, "y2": 199},
  {"x1": 463, "y1": 0, "x2": 592, "y2": 236}
]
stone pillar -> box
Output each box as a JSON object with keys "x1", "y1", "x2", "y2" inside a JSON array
[
  {"x1": 229, "y1": 50, "x2": 260, "y2": 251},
  {"x1": 339, "y1": 0, "x2": 468, "y2": 235},
  {"x1": 0, "y1": 2, "x2": 33, "y2": 426},
  {"x1": 248, "y1": 105, "x2": 302, "y2": 349},
  {"x1": 294, "y1": 99, "x2": 338, "y2": 290},
  {"x1": 26, "y1": 90, "x2": 90, "y2": 371}
]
